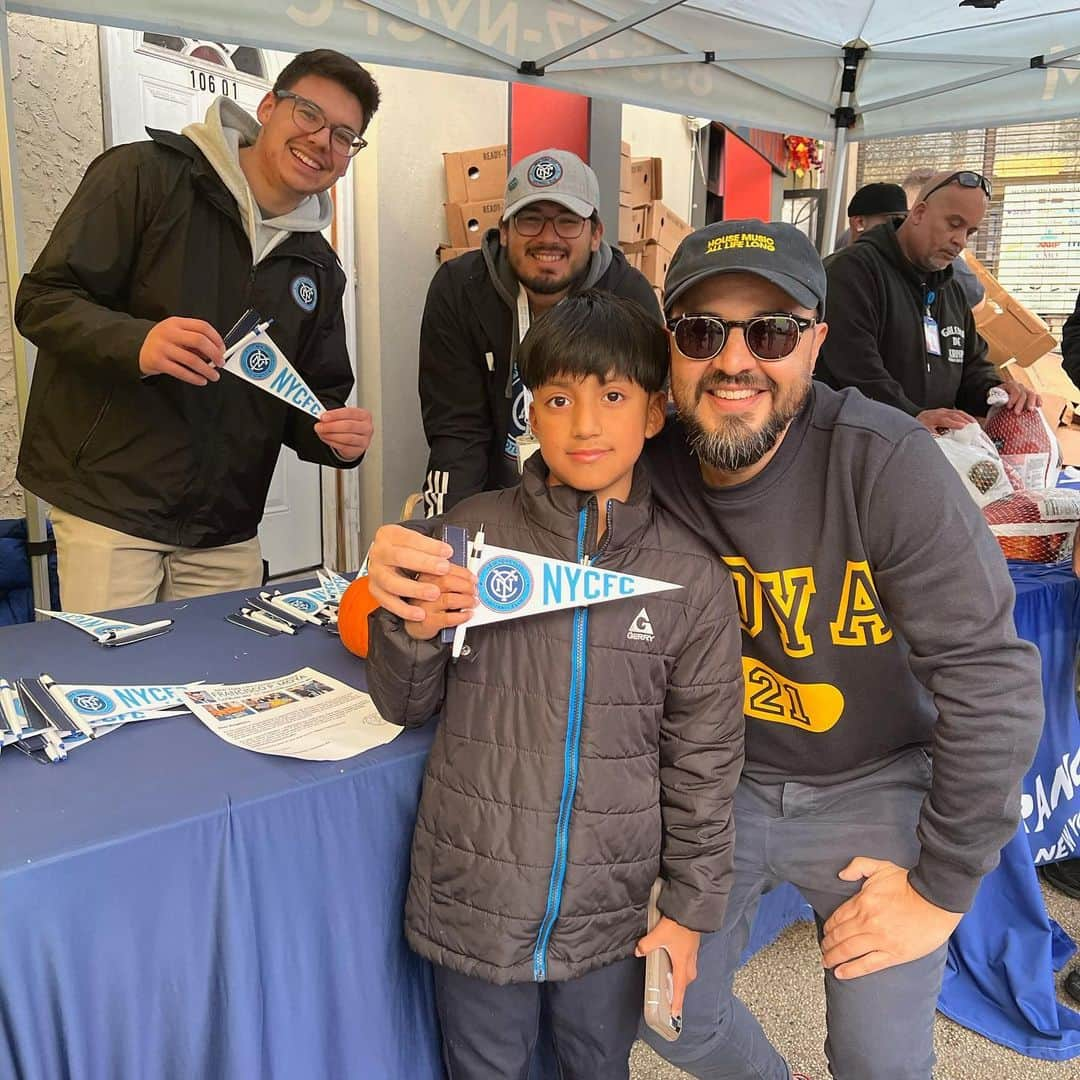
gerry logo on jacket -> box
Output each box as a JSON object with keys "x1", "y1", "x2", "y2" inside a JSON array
[
  {"x1": 291, "y1": 275, "x2": 318, "y2": 312},
  {"x1": 940, "y1": 324, "x2": 965, "y2": 364}
]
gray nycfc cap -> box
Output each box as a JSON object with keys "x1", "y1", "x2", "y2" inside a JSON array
[
  {"x1": 664, "y1": 219, "x2": 827, "y2": 316},
  {"x1": 503, "y1": 149, "x2": 600, "y2": 220}
]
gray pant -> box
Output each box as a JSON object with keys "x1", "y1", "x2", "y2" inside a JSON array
[{"x1": 642, "y1": 749, "x2": 947, "y2": 1080}]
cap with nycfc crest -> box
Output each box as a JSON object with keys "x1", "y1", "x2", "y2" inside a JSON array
[
  {"x1": 663, "y1": 220, "x2": 827, "y2": 316},
  {"x1": 503, "y1": 149, "x2": 600, "y2": 221}
]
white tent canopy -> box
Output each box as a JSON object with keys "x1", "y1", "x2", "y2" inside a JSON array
[{"x1": 10, "y1": 1, "x2": 1080, "y2": 141}]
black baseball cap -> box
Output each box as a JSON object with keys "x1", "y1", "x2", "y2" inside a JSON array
[
  {"x1": 663, "y1": 220, "x2": 826, "y2": 316},
  {"x1": 847, "y1": 182, "x2": 908, "y2": 218}
]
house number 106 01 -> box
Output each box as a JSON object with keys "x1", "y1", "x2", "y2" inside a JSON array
[{"x1": 190, "y1": 69, "x2": 239, "y2": 98}]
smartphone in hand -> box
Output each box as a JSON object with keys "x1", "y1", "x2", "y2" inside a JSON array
[{"x1": 643, "y1": 879, "x2": 682, "y2": 1042}]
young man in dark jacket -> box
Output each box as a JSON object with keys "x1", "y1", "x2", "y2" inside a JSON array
[
  {"x1": 366, "y1": 220, "x2": 1044, "y2": 1080},
  {"x1": 15, "y1": 50, "x2": 377, "y2": 613},
  {"x1": 418, "y1": 148, "x2": 660, "y2": 517},
  {"x1": 368, "y1": 292, "x2": 744, "y2": 1079},
  {"x1": 818, "y1": 170, "x2": 1039, "y2": 433}
]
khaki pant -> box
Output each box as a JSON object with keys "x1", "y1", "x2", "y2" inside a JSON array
[{"x1": 50, "y1": 507, "x2": 264, "y2": 614}]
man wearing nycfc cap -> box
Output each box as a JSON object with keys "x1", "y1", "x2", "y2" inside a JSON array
[
  {"x1": 417, "y1": 148, "x2": 658, "y2": 515},
  {"x1": 366, "y1": 218, "x2": 1042, "y2": 1080}
]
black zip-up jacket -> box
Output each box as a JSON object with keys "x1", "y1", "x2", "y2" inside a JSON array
[
  {"x1": 15, "y1": 130, "x2": 358, "y2": 549},
  {"x1": 367, "y1": 455, "x2": 745, "y2": 984},
  {"x1": 1061, "y1": 289, "x2": 1080, "y2": 389},
  {"x1": 817, "y1": 221, "x2": 999, "y2": 417},
  {"x1": 418, "y1": 230, "x2": 660, "y2": 516}
]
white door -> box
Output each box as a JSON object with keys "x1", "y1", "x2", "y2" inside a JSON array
[{"x1": 99, "y1": 28, "x2": 346, "y2": 578}]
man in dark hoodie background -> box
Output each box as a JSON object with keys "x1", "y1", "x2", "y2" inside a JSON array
[
  {"x1": 418, "y1": 148, "x2": 660, "y2": 516},
  {"x1": 15, "y1": 50, "x2": 377, "y2": 613},
  {"x1": 817, "y1": 169, "x2": 1040, "y2": 433}
]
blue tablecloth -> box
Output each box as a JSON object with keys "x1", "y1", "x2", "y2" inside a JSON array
[
  {"x1": 0, "y1": 587, "x2": 442, "y2": 1080},
  {"x1": 1, "y1": 566, "x2": 1078, "y2": 1075}
]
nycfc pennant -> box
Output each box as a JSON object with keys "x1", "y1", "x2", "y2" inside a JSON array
[
  {"x1": 464, "y1": 541, "x2": 681, "y2": 629},
  {"x1": 224, "y1": 329, "x2": 325, "y2": 419}
]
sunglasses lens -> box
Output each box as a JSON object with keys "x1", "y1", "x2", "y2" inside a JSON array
[
  {"x1": 745, "y1": 317, "x2": 801, "y2": 360},
  {"x1": 675, "y1": 317, "x2": 725, "y2": 360}
]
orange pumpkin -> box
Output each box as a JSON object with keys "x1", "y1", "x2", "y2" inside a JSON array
[{"x1": 338, "y1": 575, "x2": 381, "y2": 658}]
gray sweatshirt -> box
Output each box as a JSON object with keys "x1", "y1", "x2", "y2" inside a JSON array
[{"x1": 645, "y1": 383, "x2": 1043, "y2": 913}]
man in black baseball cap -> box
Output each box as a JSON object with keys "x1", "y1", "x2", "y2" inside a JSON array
[{"x1": 634, "y1": 217, "x2": 1042, "y2": 1080}]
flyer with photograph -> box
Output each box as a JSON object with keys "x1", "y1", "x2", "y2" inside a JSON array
[{"x1": 181, "y1": 668, "x2": 397, "y2": 761}]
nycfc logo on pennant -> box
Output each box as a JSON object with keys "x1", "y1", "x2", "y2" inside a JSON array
[
  {"x1": 284, "y1": 596, "x2": 320, "y2": 613},
  {"x1": 67, "y1": 690, "x2": 113, "y2": 715},
  {"x1": 528, "y1": 157, "x2": 563, "y2": 187},
  {"x1": 478, "y1": 557, "x2": 533, "y2": 613},
  {"x1": 240, "y1": 342, "x2": 276, "y2": 381},
  {"x1": 291, "y1": 275, "x2": 318, "y2": 312},
  {"x1": 626, "y1": 608, "x2": 654, "y2": 643}
]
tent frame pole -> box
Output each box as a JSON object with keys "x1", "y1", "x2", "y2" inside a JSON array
[{"x1": 0, "y1": 1, "x2": 50, "y2": 614}]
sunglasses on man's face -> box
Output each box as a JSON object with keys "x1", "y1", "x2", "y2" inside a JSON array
[
  {"x1": 666, "y1": 313, "x2": 817, "y2": 363},
  {"x1": 921, "y1": 170, "x2": 992, "y2": 202}
]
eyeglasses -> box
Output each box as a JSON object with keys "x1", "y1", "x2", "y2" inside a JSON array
[
  {"x1": 274, "y1": 90, "x2": 367, "y2": 158},
  {"x1": 921, "y1": 170, "x2": 992, "y2": 202},
  {"x1": 666, "y1": 313, "x2": 817, "y2": 363},
  {"x1": 512, "y1": 209, "x2": 588, "y2": 239}
]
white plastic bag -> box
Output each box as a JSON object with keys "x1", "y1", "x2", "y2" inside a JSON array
[{"x1": 934, "y1": 422, "x2": 1015, "y2": 508}]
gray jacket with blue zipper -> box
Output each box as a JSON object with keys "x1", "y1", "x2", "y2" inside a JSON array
[{"x1": 366, "y1": 454, "x2": 745, "y2": 985}]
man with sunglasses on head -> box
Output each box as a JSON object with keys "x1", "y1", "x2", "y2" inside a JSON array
[
  {"x1": 15, "y1": 50, "x2": 378, "y2": 612},
  {"x1": 818, "y1": 169, "x2": 1039, "y2": 434},
  {"x1": 418, "y1": 148, "x2": 659, "y2": 516},
  {"x1": 366, "y1": 218, "x2": 1042, "y2": 1080}
]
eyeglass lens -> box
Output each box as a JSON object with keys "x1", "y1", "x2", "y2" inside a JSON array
[
  {"x1": 514, "y1": 212, "x2": 586, "y2": 239},
  {"x1": 674, "y1": 316, "x2": 803, "y2": 362},
  {"x1": 289, "y1": 96, "x2": 362, "y2": 156}
]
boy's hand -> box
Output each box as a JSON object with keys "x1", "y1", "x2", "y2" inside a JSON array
[
  {"x1": 635, "y1": 916, "x2": 700, "y2": 1017},
  {"x1": 404, "y1": 565, "x2": 477, "y2": 641}
]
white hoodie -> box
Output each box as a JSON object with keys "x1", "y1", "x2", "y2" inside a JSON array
[{"x1": 183, "y1": 96, "x2": 333, "y2": 265}]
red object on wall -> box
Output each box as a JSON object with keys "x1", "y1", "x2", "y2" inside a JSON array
[
  {"x1": 723, "y1": 133, "x2": 772, "y2": 221},
  {"x1": 509, "y1": 83, "x2": 590, "y2": 164}
]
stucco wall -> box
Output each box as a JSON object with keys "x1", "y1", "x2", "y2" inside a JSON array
[
  {"x1": 621, "y1": 104, "x2": 694, "y2": 221},
  {"x1": 0, "y1": 14, "x2": 104, "y2": 519},
  {"x1": 354, "y1": 65, "x2": 508, "y2": 541}
]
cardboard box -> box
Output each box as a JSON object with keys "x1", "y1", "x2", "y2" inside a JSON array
[
  {"x1": 976, "y1": 296, "x2": 1058, "y2": 368},
  {"x1": 436, "y1": 244, "x2": 473, "y2": 264},
  {"x1": 963, "y1": 251, "x2": 1009, "y2": 307},
  {"x1": 642, "y1": 201, "x2": 691, "y2": 256},
  {"x1": 630, "y1": 156, "x2": 663, "y2": 206},
  {"x1": 621, "y1": 140, "x2": 631, "y2": 157},
  {"x1": 443, "y1": 144, "x2": 508, "y2": 204},
  {"x1": 618, "y1": 205, "x2": 635, "y2": 243},
  {"x1": 445, "y1": 199, "x2": 504, "y2": 248},
  {"x1": 641, "y1": 244, "x2": 672, "y2": 288},
  {"x1": 622, "y1": 248, "x2": 643, "y2": 271},
  {"x1": 620, "y1": 148, "x2": 632, "y2": 195}
]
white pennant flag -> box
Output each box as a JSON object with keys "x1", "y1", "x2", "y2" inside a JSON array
[
  {"x1": 36, "y1": 609, "x2": 138, "y2": 639},
  {"x1": 224, "y1": 329, "x2": 325, "y2": 419},
  {"x1": 466, "y1": 542, "x2": 681, "y2": 629}
]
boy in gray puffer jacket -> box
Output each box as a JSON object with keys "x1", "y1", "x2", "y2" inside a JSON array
[{"x1": 367, "y1": 291, "x2": 744, "y2": 1080}]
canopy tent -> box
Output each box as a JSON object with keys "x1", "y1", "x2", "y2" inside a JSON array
[
  {"x1": 10, "y1": 1, "x2": 1080, "y2": 141},
  {"x1": 5, "y1": 0, "x2": 1080, "y2": 609}
]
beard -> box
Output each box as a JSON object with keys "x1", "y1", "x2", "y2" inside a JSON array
[
  {"x1": 511, "y1": 245, "x2": 592, "y2": 296},
  {"x1": 673, "y1": 369, "x2": 812, "y2": 474}
]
